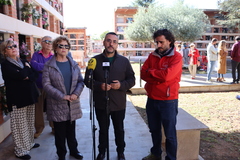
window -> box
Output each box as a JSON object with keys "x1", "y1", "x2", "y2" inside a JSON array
[
  {"x1": 221, "y1": 36, "x2": 227, "y2": 40},
  {"x1": 70, "y1": 40, "x2": 76, "y2": 45},
  {"x1": 136, "y1": 51, "x2": 142, "y2": 56},
  {"x1": 117, "y1": 26, "x2": 124, "y2": 32},
  {"x1": 197, "y1": 43, "x2": 202, "y2": 48},
  {"x1": 136, "y1": 43, "x2": 142, "y2": 48},
  {"x1": 118, "y1": 43, "x2": 124, "y2": 48},
  {"x1": 70, "y1": 34, "x2": 76, "y2": 38},
  {"x1": 79, "y1": 34, "x2": 84, "y2": 38},
  {"x1": 127, "y1": 43, "x2": 133, "y2": 48},
  {"x1": 213, "y1": 28, "x2": 219, "y2": 33},
  {"x1": 117, "y1": 18, "x2": 124, "y2": 23},
  {"x1": 126, "y1": 18, "x2": 133, "y2": 23},
  {"x1": 205, "y1": 36, "x2": 211, "y2": 40},
  {"x1": 144, "y1": 42, "x2": 151, "y2": 48},
  {"x1": 118, "y1": 34, "x2": 124, "y2": 40},
  {"x1": 229, "y1": 36, "x2": 234, "y2": 41},
  {"x1": 71, "y1": 46, "x2": 77, "y2": 50},
  {"x1": 222, "y1": 28, "x2": 228, "y2": 33},
  {"x1": 78, "y1": 40, "x2": 84, "y2": 45}
]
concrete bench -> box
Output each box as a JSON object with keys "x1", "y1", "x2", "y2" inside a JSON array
[{"x1": 162, "y1": 108, "x2": 209, "y2": 160}]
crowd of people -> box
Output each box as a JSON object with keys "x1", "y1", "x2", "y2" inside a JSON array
[
  {"x1": 1, "y1": 30, "x2": 240, "y2": 160},
  {"x1": 176, "y1": 36, "x2": 240, "y2": 84}
]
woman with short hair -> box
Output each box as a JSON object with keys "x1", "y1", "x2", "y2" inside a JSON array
[
  {"x1": 0, "y1": 39, "x2": 40, "y2": 159},
  {"x1": 42, "y1": 36, "x2": 84, "y2": 160}
]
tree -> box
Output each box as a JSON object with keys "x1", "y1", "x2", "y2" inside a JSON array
[
  {"x1": 100, "y1": 30, "x2": 109, "y2": 40},
  {"x1": 132, "y1": 0, "x2": 156, "y2": 7},
  {"x1": 125, "y1": 1, "x2": 211, "y2": 42},
  {"x1": 217, "y1": 0, "x2": 240, "y2": 30}
]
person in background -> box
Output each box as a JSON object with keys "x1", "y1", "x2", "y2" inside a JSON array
[
  {"x1": 30, "y1": 36, "x2": 54, "y2": 138},
  {"x1": 84, "y1": 32, "x2": 135, "y2": 160},
  {"x1": 206, "y1": 38, "x2": 218, "y2": 82},
  {"x1": 42, "y1": 36, "x2": 84, "y2": 160},
  {"x1": 230, "y1": 36, "x2": 240, "y2": 84},
  {"x1": 141, "y1": 29, "x2": 182, "y2": 160},
  {"x1": 182, "y1": 43, "x2": 189, "y2": 65},
  {"x1": 176, "y1": 44, "x2": 183, "y2": 57},
  {"x1": 188, "y1": 43, "x2": 199, "y2": 79},
  {"x1": 0, "y1": 40, "x2": 40, "y2": 159},
  {"x1": 217, "y1": 40, "x2": 228, "y2": 82}
]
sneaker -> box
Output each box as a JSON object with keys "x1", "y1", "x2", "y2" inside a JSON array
[{"x1": 142, "y1": 153, "x2": 161, "y2": 160}]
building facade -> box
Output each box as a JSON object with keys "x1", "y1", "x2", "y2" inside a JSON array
[
  {"x1": 64, "y1": 27, "x2": 87, "y2": 68},
  {"x1": 0, "y1": 0, "x2": 64, "y2": 143},
  {"x1": 114, "y1": 7, "x2": 239, "y2": 57}
]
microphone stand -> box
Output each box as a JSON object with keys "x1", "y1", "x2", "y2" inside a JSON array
[
  {"x1": 89, "y1": 71, "x2": 97, "y2": 160},
  {"x1": 104, "y1": 69, "x2": 110, "y2": 160}
]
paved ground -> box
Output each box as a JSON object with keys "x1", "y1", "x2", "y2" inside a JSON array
[{"x1": 0, "y1": 71, "x2": 237, "y2": 160}]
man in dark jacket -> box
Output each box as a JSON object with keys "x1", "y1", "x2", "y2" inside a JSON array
[
  {"x1": 230, "y1": 36, "x2": 240, "y2": 84},
  {"x1": 84, "y1": 32, "x2": 135, "y2": 160}
]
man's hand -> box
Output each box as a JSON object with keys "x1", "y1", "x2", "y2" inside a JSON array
[
  {"x1": 101, "y1": 83, "x2": 111, "y2": 91},
  {"x1": 110, "y1": 80, "x2": 120, "y2": 90}
]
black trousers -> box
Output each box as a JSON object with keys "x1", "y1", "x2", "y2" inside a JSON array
[
  {"x1": 95, "y1": 108, "x2": 126, "y2": 154},
  {"x1": 53, "y1": 120, "x2": 79, "y2": 159},
  {"x1": 231, "y1": 60, "x2": 240, "y2": 82}
]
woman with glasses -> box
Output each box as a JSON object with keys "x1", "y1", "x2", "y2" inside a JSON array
[
  {"x1": 42, "y1": 36, "x2": 84, "y2": 160},
  {"x1": 0, "y1": 40, "x2": 40, "y2": 159}
]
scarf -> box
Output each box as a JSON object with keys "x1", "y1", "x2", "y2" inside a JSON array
[
  {"x1": 6, "y1": 57, "x2": 24, "y2": 69},
  {"x1": 155, "y1": 46, "x2": 174, "y2": 58}
]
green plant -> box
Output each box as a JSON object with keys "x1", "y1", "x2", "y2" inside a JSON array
[
  {"x1": 32, "y1": 8, "x2": 41, "y2": 20},
  {"x1": 20, "y1": 3, "x2": 33, "y2": 22},
  {"x1": 42, "y1": 11, "x2": 49, "y2": 28},
  {"x1": 0, "y1": 0, "x2": 12, "y2": 5}
]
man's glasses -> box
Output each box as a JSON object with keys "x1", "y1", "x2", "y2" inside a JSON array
[
  {"x1": 6, "y1": 44, "x2": 17, "y2": 50},
  {"x1": 58, "y1": 44, "x2": 70, "y2": 49},
  {"x1": 42, "y1": 40, "x2": 52, "y2": 44}
]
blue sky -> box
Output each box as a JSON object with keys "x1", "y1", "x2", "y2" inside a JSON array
[{"x1": 63, "y1": 0, "x2": 218, "y2": 36}]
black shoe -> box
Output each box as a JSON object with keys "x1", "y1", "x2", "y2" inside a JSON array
[
  {"x1": 118, "y1": 153, "x2": 125, "y2": 160},
  {"x1": 230, "y1": 81, "x2": 236, "y2": 84},
  {"x1": 16, "y1": 154, "x2": 31, "y2": 159},
  {"x1": 70, "y1": 152, "x2": 83, "y2": 159},
  {"x1": 97, "y1": 153, "x2": 105, "y2": 160},
  {"x1": 32, "y1": 143, "x2": 40, "y2": 149},
  {"x1": 58, "y1": 158, "x2": 65, "y2": 160}
]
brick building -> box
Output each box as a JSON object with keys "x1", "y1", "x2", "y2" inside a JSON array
[
  {"x1": 114, "y1": 7, "x2": 239, "y2": 57},
  {"x1": 64, "y1": 27, "x2": 87, "y2": 68},
  {"x1": 0, "y1": 0, "x2": 64, "y2": 143}
]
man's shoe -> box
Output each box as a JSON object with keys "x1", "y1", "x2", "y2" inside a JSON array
[
  {"x1": 16, "y1": 154, "x2": 31, "y2": 159},
  {"x1": 96, "y1": 153, "x2": 105, "y2": 160},
  {"x1": 70, "y1": 152, "x2": 83, "y2": 159},
  {"x1": 142, "y1": 153, "x2": 161, "y2": 160},
  {"x1": 32, "y1": 143, "x2": 40, "y2": 149},
  {"x1": 118, "y1": 153, "x2": 125, "y2": 160}
]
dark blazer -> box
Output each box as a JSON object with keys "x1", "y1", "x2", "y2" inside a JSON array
[
  {"x1": 1, "y1": 59, "x2": 39, "y2": 111},
  {"x1": 84, "y1": 52, "x2": 135, "y2": 111}
]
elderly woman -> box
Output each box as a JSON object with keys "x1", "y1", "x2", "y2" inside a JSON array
[
  {"x1": 42, "y1": 36, "x2": 84, "y2": 160},
  {"x1": 188, "y1": 43, "x2": 200, "y2": 79},
  {"x1": 0, "y1": 40, "x2": 40, "y2": 159}
]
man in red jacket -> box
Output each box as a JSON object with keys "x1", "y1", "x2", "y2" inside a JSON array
[{"x1": 141, "y1": 29, "x2": 182, "y2": 160}]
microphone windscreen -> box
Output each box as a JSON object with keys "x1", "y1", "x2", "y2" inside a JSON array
[
  {"x1": 102, "y1": 58, "x2": 110, "y2": 70},
  {"x1": 87, "y1": 58, "x2": 97, "y2": 70}
]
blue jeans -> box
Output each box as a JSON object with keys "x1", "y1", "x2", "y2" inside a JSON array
[
  {"x1": 146, "y1": 98, "x2": 178, "y2": 160},
  {"x1": 207, "y1": 61, "x2": 216, "y2": 81}
]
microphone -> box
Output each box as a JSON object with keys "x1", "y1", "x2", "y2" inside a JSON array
[
  {"x1": 87, "y1": 58, "x2": 97, "y2": 71},
  {"x1": 102, "y1": 58, "x2": 110, "y2": 79},
  {"x1": 87, "y1": 58, "x2": 97, "y2": 81}
]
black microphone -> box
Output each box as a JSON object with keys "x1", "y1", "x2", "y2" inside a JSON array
[{"x1": 102, "y1": 58, "x2": 110, "y2": 79}]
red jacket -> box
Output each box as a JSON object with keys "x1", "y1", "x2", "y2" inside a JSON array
[
  {"x1": 188, "y1": 48, "x2": 200, "y2": 65},
  {"x1": 141, "y1": 49, "x2": 182, "y2": 100}
]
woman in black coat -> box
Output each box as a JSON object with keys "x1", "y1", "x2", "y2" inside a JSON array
[{"x1": 0, "y1": 40, "x2": 40, "y2": 160}]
